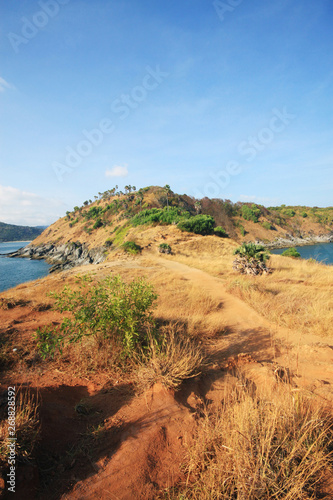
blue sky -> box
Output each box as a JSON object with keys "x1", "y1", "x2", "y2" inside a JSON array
[{"x1": 0, "y1": 0, "x2": 332, "y2": 225}]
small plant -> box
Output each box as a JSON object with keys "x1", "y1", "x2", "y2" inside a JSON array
[
  {"x1": 0, "y1": 389, "x2": 40, "y2": 467},
  {"x1": 104, "y1": 238, "x2": 113, "y2": 248},
  {"x1": 92, "y1": 218, "x2": 103, "y2": 230},
  {"x1": 282, "y1": 247, "x2": 301, "y2": 258},
  {"x1": 34, "y1": 275, "x2": 157, "y2": 359},
  {"x1": 261, "y1": 221, "x2": 273, "y2": 230},
  {"x1": 122, "y1": 241, "x2": 141, "y2": 255},
  {"x1": 213, "y1": 226, "x2": 228, "y2": 237},
  {"x1": 301, "y1": 211, "x2": 308, "y2": 218},
  {"x1": 136, "y1": 326, "x2": 204, "y2": 390},
  {"x1": 159, "y1": 243, "x2": 171, "y2": 254},
  {"x1": 233, "y1": 243, "x2": 271, "y2": 275}
]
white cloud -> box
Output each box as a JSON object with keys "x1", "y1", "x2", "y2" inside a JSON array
[
  {"x1": 0, "y1": 185, "x2": 66, "y2": 226},
  {"x1": 105, "y1": 165, "x2": 128, "y2": 178},
  {"x1": 0, "y1": 77, "x2": 11, "y2": 92}
]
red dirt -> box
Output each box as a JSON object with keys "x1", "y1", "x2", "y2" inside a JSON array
[{"x1": 1, "y1": 257, "x2": 333, "y2": 499}]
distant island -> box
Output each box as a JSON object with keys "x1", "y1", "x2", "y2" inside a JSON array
[{"x1": 0, "y1": 221, "x2": 47, "y2": 242}]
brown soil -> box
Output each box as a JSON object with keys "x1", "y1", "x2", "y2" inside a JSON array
[{"x1": 1, "y1": 254, "x2": 333, "y2": 499}]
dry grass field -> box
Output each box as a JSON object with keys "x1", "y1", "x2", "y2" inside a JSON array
[{"x1": 1, "y1": 226, "x2": 333, "y2": 499}]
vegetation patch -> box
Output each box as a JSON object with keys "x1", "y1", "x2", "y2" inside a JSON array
[
  {"x1": 177, "y1": 383, "x2": 333, "y2": 499},
  {"x1": 233, "y1": 243, "x2": 271, "y2": 275},
  {"x1": 122, "y1": 241, "x2": 141, "y2": 254},
  {"x1": 177, "y1": 215, "x2": 215, "y2": 235},
  {"x1": 35, "y1": 275, "x2": 157, "y2": 359},
  {"x1": 282, "y1": 247, "x2": 301, "y2": 258},
  {"x1": 159, "y1": 243, "x2": 172, "y2": 254},
  {"x1": 131, "y1": 207, "x2": 189, "y2": 227}
]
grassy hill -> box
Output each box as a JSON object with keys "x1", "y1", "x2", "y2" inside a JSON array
[
  {"x1": 0, "y1": 221, "x2": 45, "y2": 242},
  {"x1": 32, "y1": 185, "x2": 333, "y2": 251}
]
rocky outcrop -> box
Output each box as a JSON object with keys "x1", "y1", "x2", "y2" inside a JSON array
[
  {"x1": 256, "y1": 233, "x2": 333, "y2": 249},
  {"x1": 5, "y1": 242, "x2": 107, "y2": 273}
]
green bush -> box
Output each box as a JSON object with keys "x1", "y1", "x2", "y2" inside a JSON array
[
  {"x1": 241, "y1": 204, "x2": 261, "y2": 223},
  {"x1": 214, "y1": 226, "x2": 228, "y2": 237},
  {"x1": 35, "y1": 275, "x2": 157, "y2": 358},
  {"x1": 93, "y1": 218, "x2": 103, "y2": 230},
  {"x1": 283, "y1": 209, "x2": 296, "y2": 217},
  {"x1": 301, "y1": 212, "x2": 308, "y2": 218},
  {"x1": 261, "y1": 221, "x2": 273, "y2": 230},
  {"x1": 122, "y1": 241, "x2": 141, "y2": 254},
  {"x1": 85, "y1": 206, "x2": 103, "y2": 220},
  {"x1": 159, "y1": 243, "x2": 171, "y2": 254},
  {"x1": 177, "y1": 215, "x2": 215, "y2": 235},
  {"x1": 131, "y1": 207, "x2": 189, "y2": 227},
  {"x1": 281, "y1": 247, "x2": 301, "y2": 258}
]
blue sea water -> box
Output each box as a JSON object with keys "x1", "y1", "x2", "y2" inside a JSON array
[
  {"x1": 0, "y1": 241, "x2": 50, "y2": 293},
  {"x1": 271, "y1": 242, "x2": 333, "y2": 265}
]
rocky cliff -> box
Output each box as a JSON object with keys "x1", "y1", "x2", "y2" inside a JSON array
[{"x1": 7, "y1": 242, "x2": 106, "y2": 273}]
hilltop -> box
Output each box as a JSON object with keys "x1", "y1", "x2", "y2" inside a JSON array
[
  {"x1": 24, "y1": 185, "x2": 332, "y2": 268},
  {"x1": 0, "y1": 221, "x2": 45, "y2": 242}
]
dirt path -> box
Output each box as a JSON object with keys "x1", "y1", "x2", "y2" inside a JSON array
[{"x1": 151, "y1": 256, "x2": 333, "y2": 400}]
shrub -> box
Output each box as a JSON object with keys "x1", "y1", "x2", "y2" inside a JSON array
[
  {"x1": 214, "y1": 226, "x2": 228, "y2": 237},
  {"x1": 136, "y1": 326, "x2": 204, "y2": 390},
  {"x1": 34, "y1": 275, "x2": 157, "y2": 359},
  {"x1": 92, "y1": 218, "x2": 103, "y2": 230},
  {"x1": 283, "y1": 209, "x2": 296, "y2": 217},
  {"x1": 159, "y1": 243, "x2": 171, "y2": 254},
  {"x1": 301, "y1": 212, "x2": 308, "y2": 218},
  {"x1": 104, "y1": 238, "x2": 113, "y2": 248},
  {"x1": 122, "y1": 241, "x2": 141, "y2": 254},
  {"x1": 84, "y1": 206, "x2": 103, "y2": 220},
  {"x1": 131, "y1": 207, "x2": 189, "y2": 227},
  {"x1": 233, "y1": 243, "x2": 271, "y2": 275},
  {"x1": 241, "y1": 204, "x2": 261, "y2": 223},
  {"x1": 177, "y1": 215, "x2": 215, "y2": 235},
  {"x1": 282, "y1": 247, "x2": 301, "y2": 258},
  {"x1": 261, "y1": 221, "x2": 273, "y2": 230}
]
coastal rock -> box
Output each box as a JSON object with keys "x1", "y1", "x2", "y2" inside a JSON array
[
  {"x1": 258, "y1": 233, "x2": 333, "y2": 249},
  {"x1": 6, "y1": 242, "x2": 107, "y2": 273}
]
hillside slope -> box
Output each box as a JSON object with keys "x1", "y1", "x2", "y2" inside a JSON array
[
  {"x1": 0, "y1": 221, "x2": 45, "y2": 242},
  {"x1": 31, "y1": 186, "x2": 333, "y2": 252}
]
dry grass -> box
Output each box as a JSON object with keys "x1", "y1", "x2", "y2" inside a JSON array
[
  {"x1": 152, "y1": 271, "x2": 225, "y2": 337},
  {"x1": 135, "y1": 325, "x2": 205, "y2": 390},
  {"x1": 0, "y1": 388, "x2": 40, "y2": 466},
  {"x1": 173, "y1": 382, "x2": 333, "y2": 499},
  {"x1": 227, "y1": 255, "x2": 333, "y2": 337}
]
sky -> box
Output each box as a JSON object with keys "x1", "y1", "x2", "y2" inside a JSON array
[{"x1": 0, "y1": 0, "x2": 332, "y2": 226}]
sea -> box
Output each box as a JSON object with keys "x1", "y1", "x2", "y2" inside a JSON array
[
  {"x1": 271, "y1": 242, "x2": 333, "y2": 265},
  {"x1": 0, "y1": 241, "x2": 50, "y2": 293}
]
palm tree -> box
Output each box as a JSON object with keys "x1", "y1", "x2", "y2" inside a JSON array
[
  {"x1": 233, "y1": 243, "x2": 270, "y2": 275},
  {"x1": 164, "y1": 184, "x2": 171, "y2": 210}
]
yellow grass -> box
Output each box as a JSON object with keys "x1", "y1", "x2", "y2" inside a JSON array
[
  {"x1": 227, "y1": 255, "x2": 333, "y2": 337},
  {"x1": 173, "y1": 381, "x2": 333, "y2": 499}
]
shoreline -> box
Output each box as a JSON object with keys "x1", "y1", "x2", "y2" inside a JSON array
[{"x1": 259, "y1": 234, "x2": 333, "y2": 250}]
